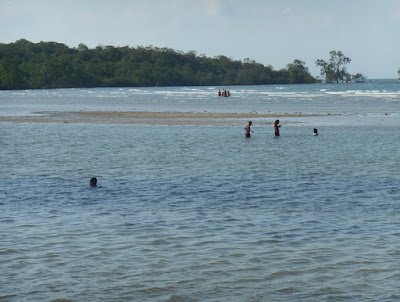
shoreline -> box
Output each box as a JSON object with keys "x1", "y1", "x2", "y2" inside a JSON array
[{"x1": 0, "y1": 111, "x2": 329, "y2": 125}]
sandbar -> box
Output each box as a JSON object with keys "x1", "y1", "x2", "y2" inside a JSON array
[{"x1": 0, "y1": 111, "x2": 327, "y2": 125}]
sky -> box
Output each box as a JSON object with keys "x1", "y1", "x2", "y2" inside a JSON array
[{"x1": 1, "y1": 0, "x2": 400, "y2": 79}]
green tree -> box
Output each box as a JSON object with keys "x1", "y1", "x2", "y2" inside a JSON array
[
  {"x1": 286, "y1": 59, "x2": 315, "y2": 84},
  {"x1": 0, "y1": 57, "x2": 25, "y2": 89},
  {"x1": 316, "y1": 51, "x2": 351, "y2": 83},
  {"x1": 0, "y1": 39, "x2": 318, "y2": 89}
]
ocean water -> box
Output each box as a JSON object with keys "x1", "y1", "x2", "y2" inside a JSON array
[
  {"x1": 1, "y1": 81, "x2": 400, "y2": 301},
  {"x1": 1, "y1": 79, "x2": 400, "y2": 117}
]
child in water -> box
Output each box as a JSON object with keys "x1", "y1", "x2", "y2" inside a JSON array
[
  {"x1": 274, "y1": 120, "x2": 281, "y2": 136},
  {"x1": 244, "y1": 121, "x2": 252, "y2": 138},
  {"x1": 313, "y1": 128, "x2": 318, "y2": 136},
  {"x1": 90, "y1": 177, "x2": 97, "y2": 187}
]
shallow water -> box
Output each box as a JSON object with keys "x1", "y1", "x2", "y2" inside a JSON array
[
  {"x1": 1, "y1": 122, "x2": 400, "y2": 301},
  {"x1": 1, "y1": 80, "x2": 400, "y2": 117},
  {"x1": 1, "y1": 82, "x2": 400, "y2": 301}
]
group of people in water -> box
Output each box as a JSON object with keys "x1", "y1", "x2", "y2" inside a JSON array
[
  {"x1": 90, "y1": 123, "x2": 318, "y2": 186},
  {"x1": 245, "y1": 120, "x2": 318, "y2": 138},
  {"x1": 218, "y1": 89, "x2": 231, "y2": 97}
]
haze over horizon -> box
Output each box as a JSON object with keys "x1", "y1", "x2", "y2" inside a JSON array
[{"x1": 1, "y1": 0, "x2": 399, "y2": 79}]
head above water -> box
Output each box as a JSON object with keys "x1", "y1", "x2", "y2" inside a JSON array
[
  {"x1": 314, "y1": 128, "x2": 318, "y2": 133},
  {"x1": 90, "y1": 177, "x2": 97, "y2": 187},
  {"x1": 275, "y1": 120, "x2": 279, "y2": 124},
  {"x1": 249, "y1": 121, "x2": 252, "y2": 125}
]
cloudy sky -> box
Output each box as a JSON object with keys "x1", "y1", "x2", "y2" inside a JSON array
[{"x1": 1, "y1": 0, "x2": 399, "y2": 78}]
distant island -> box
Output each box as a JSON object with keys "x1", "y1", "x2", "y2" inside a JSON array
[{"x1": 0, "y1": 39, "x2": 317, "y2": 90}]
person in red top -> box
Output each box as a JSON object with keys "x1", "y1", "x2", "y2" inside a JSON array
[
  {"x1": 274, "y1": 120, "x2": 281, "y2": 136},
  {"x1": 244, "y1": 121, "x2": 252, "y2": 138}
]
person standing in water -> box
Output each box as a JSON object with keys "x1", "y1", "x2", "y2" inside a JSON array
[
  {"x1": 274, "y1": 120, "x2": 281, "y2": 136},
  {"x1": 244, "y1": 121, "x2": 253, "y2": 138}
]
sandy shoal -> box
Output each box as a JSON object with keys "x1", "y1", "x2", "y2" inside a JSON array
[{"x1": 0, "y1": 111, "x2": 326, "y2": 125}]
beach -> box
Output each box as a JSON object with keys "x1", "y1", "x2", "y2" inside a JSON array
[{"x1": 0, "y1": 110, "x2": 324, "y2": 125}]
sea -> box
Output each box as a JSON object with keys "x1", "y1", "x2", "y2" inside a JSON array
[{"x1": 1, "y1": 80, "x2": 400, "y2": 301}]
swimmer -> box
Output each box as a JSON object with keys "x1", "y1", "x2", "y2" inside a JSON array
[
  {"x1": 244, "y1": 121, "x2": 253, "y2": 138},
  {"x1": 313, "y1": 128, "x2": 318, "y2": 136},
  {"x1": 274, "y1": 120, "x2": 281, "y2": 136},
  {"x1": 90, "y1": 177, "x2": 97, "y2": 187}
]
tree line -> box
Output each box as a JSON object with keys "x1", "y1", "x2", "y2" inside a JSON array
[{"x1": 0, "y1": 39, "x2": 317, "y2": 90}]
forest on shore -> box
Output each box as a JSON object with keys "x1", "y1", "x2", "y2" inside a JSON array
[{"x1": 0, "y1": 39, "x2": 317, "y2": 90}]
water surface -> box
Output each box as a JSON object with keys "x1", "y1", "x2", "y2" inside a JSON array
[{"x1": 1, "y1": 82, "x2": 400, "y2": 301}]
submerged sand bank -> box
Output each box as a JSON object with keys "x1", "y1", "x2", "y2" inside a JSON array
[{"x1": 0, "y1": 111, "x2": 326, "y2": 125}]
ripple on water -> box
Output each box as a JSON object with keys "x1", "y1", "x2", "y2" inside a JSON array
[{"x1": 1, "y1": 123, "x2": 400, "y2": 301}]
